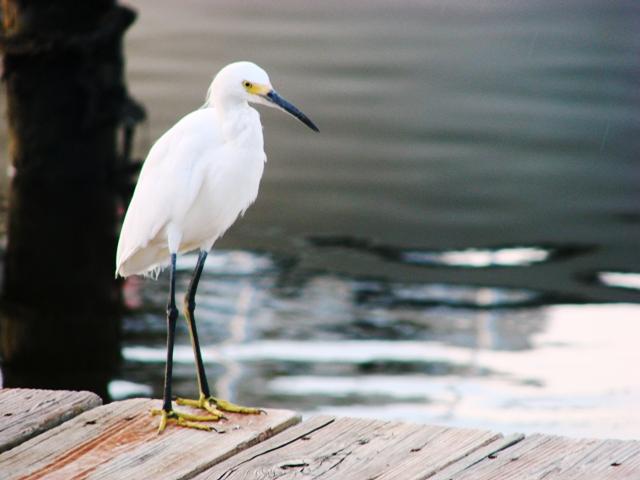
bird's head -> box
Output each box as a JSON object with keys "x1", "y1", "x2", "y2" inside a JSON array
[{"x1": 208, "y1": 61, "x2": 319, "y2": 132}]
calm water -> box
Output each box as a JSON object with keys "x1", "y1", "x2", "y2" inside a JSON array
[{"x1": 4, "y1": 0, "x2": 640, "y2": 439}]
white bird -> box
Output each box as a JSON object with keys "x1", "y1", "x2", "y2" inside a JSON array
[{"x1": 115, "y1": 61, "x2": 318, "y2": 432}]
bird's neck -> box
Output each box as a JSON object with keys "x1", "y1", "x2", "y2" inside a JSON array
[{"x1": 214, "y1": 97, "x2": 264, "y2": 149}]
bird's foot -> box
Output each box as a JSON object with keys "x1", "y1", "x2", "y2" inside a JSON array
[
  {"x1": 176, "y1": 392, "x2": 264, "y2": 417},
  {"x1": 150, "y1": 407, "x2": 222, "y2": 433}
]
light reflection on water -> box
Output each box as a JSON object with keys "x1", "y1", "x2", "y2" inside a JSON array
[
  {"x1": 597, "y1": 272, "x2": 640, "y2": 292},
  {"x1": 401, "y1": 246, "x2": 551, "y2": 268},
  {"x1": 115, "y1": 251, "x2": 640, "y2": 440}
]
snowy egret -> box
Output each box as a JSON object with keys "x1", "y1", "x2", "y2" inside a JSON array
[{"x1": 115, "y1": 61, "x2": 318, "y2": 432}]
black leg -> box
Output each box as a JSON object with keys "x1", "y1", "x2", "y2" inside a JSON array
[
  {"x1": 175, "y1": 250, "x2": 261, "y2": 417},
  {"x1": 162, "y1": 253, "x2": 178, "y2": 412},
  {"x1": 184, "y1": 250, "x2": 211, "y2": 397}
]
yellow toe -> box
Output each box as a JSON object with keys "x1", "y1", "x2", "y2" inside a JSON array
[
  {"x1": 150, "y1": 407, "x2": 219, "y2": 433},
  {"x1": 175, "y1": 394, "x2": 262, "y2": 416}
]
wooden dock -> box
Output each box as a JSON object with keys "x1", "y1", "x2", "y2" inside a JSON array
[{"x1": 0, "y1": 388, "x2": 638, "y2": 479}]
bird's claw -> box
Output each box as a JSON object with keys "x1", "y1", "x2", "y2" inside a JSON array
[
  {"x1": 175, "y1": 396, "x2": 226, "y2": 419},
  {"x1": 176, "y1": 393, "x2": 264, "y2": 416},
  {"x1": 150, "y1": 407, "x2": 220, "y2": 433},
  {"x1": 213, "y1": 397, "x2": 265, "y2": 415}
]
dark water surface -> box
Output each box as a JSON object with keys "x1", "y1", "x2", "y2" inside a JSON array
[{"x1": 3, "y1": 0, "x2": 640, "y2": 438}]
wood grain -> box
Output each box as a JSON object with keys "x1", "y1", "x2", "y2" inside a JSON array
[
  {"x1": 0, "y1": 388, "x2": 102, "y2": 453},
  {"x1": 3, "y1": 389, "x2": 640, "y2": 480},
  {"x1": 0, "y1": 398, "x2": 299, "y2": 480},
  {"x1": 440, "y1": 433, "x2": 640, "y2": 480},
  {"x1": 194, "y1": 416, "x2": 508, "y2": 480},
  {"x1": 427, "y1": 432, "x2": 525, "y2": 480}
]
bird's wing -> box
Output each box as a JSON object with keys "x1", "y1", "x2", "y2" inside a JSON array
[{"x1": 116, "y1": 109, "x2": 221, "y2": 276}]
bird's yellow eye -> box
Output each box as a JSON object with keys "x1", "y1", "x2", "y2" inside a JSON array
[{"x1": 243, "y1": 81, "x2": 252, "y2": 89}]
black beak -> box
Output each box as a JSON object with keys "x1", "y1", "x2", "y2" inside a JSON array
[{"x1": 265, "y1": 90, "x2": 319, "y2": 132}]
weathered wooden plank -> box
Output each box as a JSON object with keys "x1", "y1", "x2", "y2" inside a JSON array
[
  {"x1": 400, "y1": 433, "x2": 524, "y2": 480},
  {"x1": 194, "y1": 415, "x2": 507, "y2": 479},
  {"x1": 437, "y1": 433, "x2": 640, "y2": 480},
  {"x1": 428, "y1": 432, "x2": 525, "y2": 480},
  {"x1": 4, "y1": 390, "x2": 640, "y2": 480},
  {"x1": 0, "y1": 388, "x2": 102, "y2": 453},
  {"x1": 0, "y1": 398, "x2": 300, "y2": 480}
]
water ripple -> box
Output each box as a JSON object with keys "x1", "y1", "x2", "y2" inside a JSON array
[
  {"x1": 596, "y1": 271, "x2": 640, "y2": 291},
  {"x1": 307, "y1": 235, "x2": 592, "y2": 269}
]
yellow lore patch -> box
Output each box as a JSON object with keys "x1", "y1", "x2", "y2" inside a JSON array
[{"x1": 243, "y1": 81, "x2": 271, "y2": 96}]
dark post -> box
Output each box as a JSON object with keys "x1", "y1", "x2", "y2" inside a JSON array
[{"x1": 0, "y1": 0, "x2": 140, "y2": 398}]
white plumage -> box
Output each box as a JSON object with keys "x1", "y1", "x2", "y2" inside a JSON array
[
  {"x1": 115, "y1": 61, "x2": 317, "y2": 278},
  {"x1": 115, "y1": 61, "x2": 317, "y2": 432}
]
